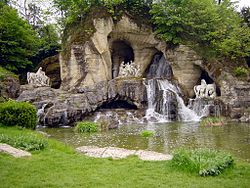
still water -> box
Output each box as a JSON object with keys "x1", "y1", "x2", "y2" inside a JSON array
[{"x1": 40, "y1": 122, "x2": 250, "y2": 161}]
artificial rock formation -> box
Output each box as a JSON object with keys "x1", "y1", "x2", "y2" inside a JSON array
[
  {"x1": 18, "y1": 8, "x2": 250, "y2": 126},
  {"x1": 18, "y1": 78, "x2": 147, "y2": 126},
  {"x1": 60, "y1": 14, "x2": 166, "y2": 90}
]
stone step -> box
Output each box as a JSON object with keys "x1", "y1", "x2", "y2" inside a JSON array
[
  {"x1": 0, "y1": 143, "x2": 31, "y2": 158},
  {"x1": 76, "y1": 146, "x2": 173, "y2": 161}
]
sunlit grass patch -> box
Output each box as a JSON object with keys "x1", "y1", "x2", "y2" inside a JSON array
[{"x1": 172, "y1": 148, "x2": 234, "y2": 176}]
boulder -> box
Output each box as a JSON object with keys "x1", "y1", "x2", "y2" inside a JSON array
[{"x1": 0, "y1": 70, "x2": 20, "y2": 101}]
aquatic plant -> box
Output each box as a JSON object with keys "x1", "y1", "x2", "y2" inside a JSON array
[
  {"x1": 200, "y1": 117, "x2": 225, "y2": 126},
  {"x1": 75, "y1": 121, "x2": 98, "y2": 133},
  {"x1": 172, "y1": 148, "x2": 234, "y2": 176},
  {"x1": 140, "y1": 130, "x2": 154, "y2": 137}
]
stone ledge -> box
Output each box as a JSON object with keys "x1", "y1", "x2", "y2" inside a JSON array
[
  {"x1": 0, "y1": 143, "x2": 31, "y2": 158},
  {"x1": 76, "y1": 146, "x2": 173, "y2": 161}
]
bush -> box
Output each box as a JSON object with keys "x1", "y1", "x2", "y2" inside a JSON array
[
  {"x1": 200, "y1": 117, "x2": 225, "y2": 126},
  {"x1": 234, "y1": 67, "x2": 249, "y2": 77},
  {"x1": 140, "y1": 130, "x2": 154, "y2": 137},
  {"x1": 0, "y1": 100, "x2": 37, "y2": 129},
  {"x1": 172, "y1": 148, "x2": 234, "y2": 176},
  {"x1": 75, "y1": 121, "x2": 98, "y2": 133},
  {"x1": 0, "y1": 133, "x2": 48, "y2": 151}
]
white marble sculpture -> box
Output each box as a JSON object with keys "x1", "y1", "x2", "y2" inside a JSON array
[
  {"x1": 118, "y1": 61, "x2": 141, "y2": 78},
  {"x1": 27, "y1": 67, "x2": 50, "y2": 86},
  {"x1": 194, "y1": 79, "x2": 216, "y2": 98}
]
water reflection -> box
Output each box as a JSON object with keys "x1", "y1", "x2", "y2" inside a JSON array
[{"x1": 40, "y1": 122, "x2": 250, "y2": 161}]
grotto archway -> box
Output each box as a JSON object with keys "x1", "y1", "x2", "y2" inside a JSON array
[{"x1": 111, "y1": 40, "x2": 134, "y2": 79}]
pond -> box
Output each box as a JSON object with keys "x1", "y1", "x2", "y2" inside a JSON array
[{"x1": 40, "y1": 122, "x2": 250, "y2": 162}]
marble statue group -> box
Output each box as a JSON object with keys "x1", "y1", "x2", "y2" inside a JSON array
[
  {"x1": 118, "y1": 61, "x2": 141, "y2": 77},
  {"x1": 194, "y1": 79, "x2": 216, "y2": 98},
  {"x1": 27, "y1": 67, "x2": 50, "y2": 87}
]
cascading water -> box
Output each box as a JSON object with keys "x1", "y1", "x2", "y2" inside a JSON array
[
  {"x1": 145, "y1": 52, "x2": 200, "y2": 122},
  {"x1": 145, "y1": 79, "x2": 200, "y2": 122}
]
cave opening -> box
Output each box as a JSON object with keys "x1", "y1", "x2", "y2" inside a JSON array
[
  {"x1": 111, "y1": 40, "x2": 134, "y2": 79},
  {"x1": 99, "y1": 100, "x2": 138, "y2": 110}
]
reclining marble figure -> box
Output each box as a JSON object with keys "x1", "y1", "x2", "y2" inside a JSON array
[
  {"x1": 194, "y1": 79, "x2": 216, "y2": 98},
  {"x1": 27, "y1": 67, "x2": 50, "y2": 86}
]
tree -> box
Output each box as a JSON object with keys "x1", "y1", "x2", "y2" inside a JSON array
[
  {"x1": 0, "y1": 2, "x2": 39, "y2": 73},
  {"x1": 32, "y1": 24, "x2": 60, "y2": 66},
  {"x1": 150, "y1": 0, "x2": 250, "y2": 60}
]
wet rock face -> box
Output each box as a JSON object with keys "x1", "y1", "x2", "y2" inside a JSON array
[
  {"x1": 220, "y1": 78, "x2": 250, "y2": 121},
  {"x1": 0, "y1": 75, "x2": 20, "y2": 101},
  {"x1": 18, "y1": 78, "x2": 147, "y2": 127},
  {"x1": 188, "y1": 98, "x2": 226, "y2": 117},
  {"x1": 145, "y1": 53, "x2": 173, "y2": 79},
  {"x1": 155, "y1": 90, "x2": 178, "y2": 121}
]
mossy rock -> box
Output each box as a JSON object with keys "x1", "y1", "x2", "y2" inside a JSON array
[{"x1": 0, "y1": 67, "x2": 20, "y2": 101}]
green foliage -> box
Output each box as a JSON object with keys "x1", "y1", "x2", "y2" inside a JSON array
[
  {"x1": 0, "y1": 3, "x2": 39, "y2": 73},
  {"x1": 150, "y1": 0, "x2": 250, "y2": 60},
  {"x1": 233, "y1": 66, "x2": 249, "y2": 77},
  {"x1": 0, "y1": 66, "x2": 17, "y2": 80},
  {"x1": 54, "y1": 0, "x2": 152, "y2": 25},
  {"x1": 0, "y1": 133, "x2": 48, "y2": 151},
  {"x1": 200, "y1": 117, "x2": 225, "y2": 126},
  {"x1": 140, "y1": 130, "x2": 154, "y2": 137},
  {"x1": 0, "y1": 100, "x2": 37, "y2": 129},
  {"x1": 32, "y1": 24, "x2": 60, "y2": 67},
  {"x1": 75, "y1": 121, "x2": 98, "y2": 133},
  {"x1": 172, "y1": 148, "x2": 234, "y2": 176}
]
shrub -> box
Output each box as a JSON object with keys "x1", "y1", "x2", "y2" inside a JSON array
[
  {"x1": 172, "y1": 148, "x2": 234, "y2": 176},
  {"x1": 234, "y1": 67, "x2": 249, "y2": 77},
  {"x1": 75, "y1": 121, "x2": 98, "y2": 133},
  {"x1": 0, "y1": 133, "x2": 48, "y2": 151},
  {"x1": 140, "y1": 130, "x2": 154, "y2": 137},
  {"x1": 200, "y1": 117, "x2": 225, "y2": 126},
  {"x1": 0, "y1": 100, "x2": 37, "y2": 129}
]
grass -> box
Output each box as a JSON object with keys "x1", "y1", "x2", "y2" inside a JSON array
[
  {"x1": 0, "y1": 127, "x2": 250, "y2": 187},
  {"x1": 172, "y1": 148, "x2": 234, "y2": 176}
]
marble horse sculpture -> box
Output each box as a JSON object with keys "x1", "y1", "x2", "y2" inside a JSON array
[
  {"x1": 27, "y1": 67, "x2": 50, "y2": 86},
  {"x1": 194, "y1": 79, "x2": 216, "y2": 98}
]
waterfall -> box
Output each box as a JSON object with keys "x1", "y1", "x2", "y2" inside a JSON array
[
  {"x1": 145, "y1": 79, "x2": 200, "y2": 122},
  {"x1": 188, "y1": 98, "x2": 222, "y2": 117}
]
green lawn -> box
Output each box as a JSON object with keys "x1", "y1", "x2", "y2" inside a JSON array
[{"x1": 0, "y1": 127, "x2": 250, "y2": 188}]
